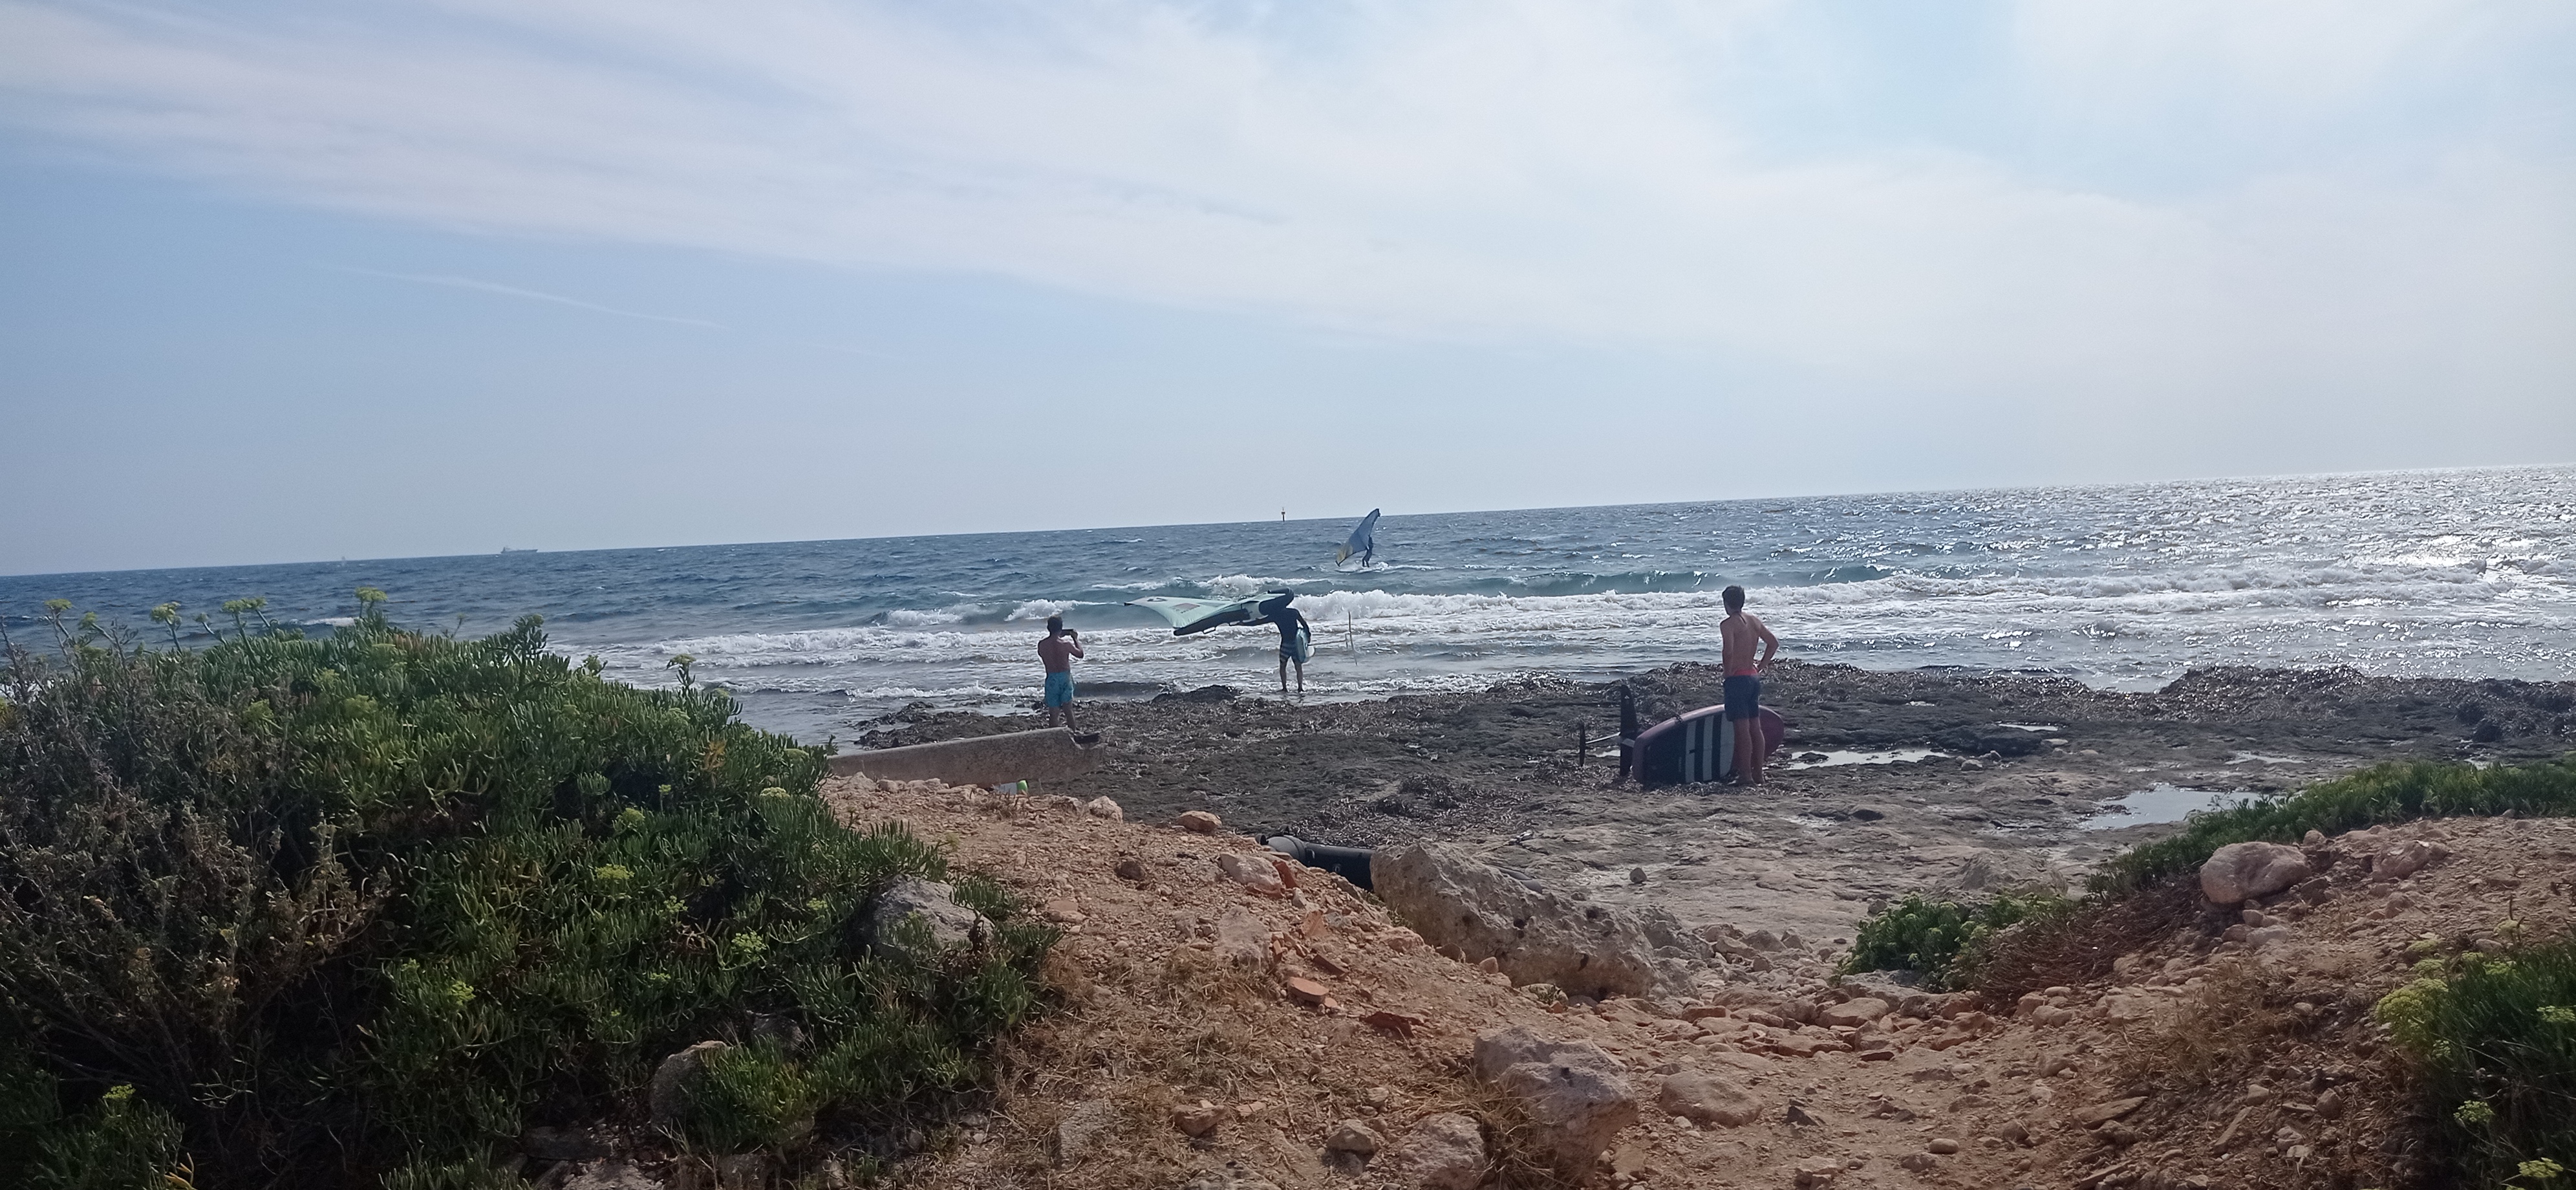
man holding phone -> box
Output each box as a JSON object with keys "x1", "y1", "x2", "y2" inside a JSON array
[{"x1": 1038, "y1": 614, "x2": 1084, "y2": 729}]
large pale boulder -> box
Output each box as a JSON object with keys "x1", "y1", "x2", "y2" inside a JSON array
[
  {"x1": 1374, "y1": 844, "x2": 1689, "y2": 998},
  {"x1": 1381, "y1": 1112, "x2": 1487, "y2": 1190},
  {"x1": 2199, "y1": 842, "x2": 2312, "y2": 904},
  {"x1": 1471, "y1": 1026, "x2": 1640, "y2": 1173},
  {"x1": 864, "y1": 878, "x2": 987, "y2": 951}
]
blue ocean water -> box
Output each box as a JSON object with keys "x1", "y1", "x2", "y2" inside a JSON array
[{"x1": 6, "y1": 466, "x2": 2571, "y2": 742}]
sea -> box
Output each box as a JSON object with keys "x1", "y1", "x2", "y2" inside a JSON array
[{"x1": 5, "y1": 466, "x2": 2570, "y2": 743}]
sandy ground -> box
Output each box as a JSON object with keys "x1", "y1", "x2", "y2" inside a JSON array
[
  {"x1": 808, "y1": 777, "x2": 2576, "y2": 1190},
  {"x1": 855, "y1": 662, "x2": 2576, "y2": 950}
]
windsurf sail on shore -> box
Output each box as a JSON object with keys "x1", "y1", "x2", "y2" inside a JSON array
[
  {"x1": 1335, "y1": 509, "x2": 1381, "y2": 568},
  {"x1": 1126, "y1": 592, "x2": 1294, "y2": 636}
]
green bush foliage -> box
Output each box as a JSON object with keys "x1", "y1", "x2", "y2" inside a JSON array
[
  {"x1": 2097, "y1": 757, "x2": 2576, "y2": 894},
  {"x1": 1840, "y1": 891, "x2": 2070, "y2": 988},
  {"x1": 2374, "y1": 939, "x2": 2576, "y2": 1188},
  {"x1": 0, "y1": 598, "x2": 1053, "y2": 1187}
]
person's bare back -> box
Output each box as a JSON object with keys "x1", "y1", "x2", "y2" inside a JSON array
[{"x1": 1722, "y1": 610, "x2": 1776, "y2": 677}]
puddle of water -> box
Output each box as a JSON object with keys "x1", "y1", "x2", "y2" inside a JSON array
[
  {"x1": 2079, "y1": 784, "x2": 2260, "y2": 830},
  {"x1": 1780, "y1": 748, "x2": 1946, "y2": 769}
]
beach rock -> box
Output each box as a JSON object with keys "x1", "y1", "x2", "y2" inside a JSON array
[
  {"x1": 1928, "y1": 1137, "x2": 1962, "y2": 1154},
  {"x1": 1213, "y1": 905, "x2": 1268, "y2": 968},
  {"x1": 1657, "y1": 1070, "x2": 1763, "y2": 1126},
  {"x1": 522, "y1": 1126, "x2": 612, "y2": 1161},
  {"x1": 1053, "y1": 1099, "x2": 1117, "y2": 1165},
  {"x1": 864, "y1": 878, "x2": 986, "y2": 951},
  {"x1": 1216, "y1": 852, "x2": 1287, "y2": 896},
  {"x1": 1472, "y1": 1026, "x2": 1640, "y2": 1172},
  {"x1": 1115, "y1": 857, "x2": 1150, "y2": 882},
  {"x1": 1324, "y1": 1119, "x2": 1384, "y2": 1154},
  {"x1": 1177, "y1": 810, "x2": 1223, "y2": 834},
  {"x1": 1373, "y1": 844, "x2": 1674, "y2": 999},
  {"x1": 1084, "y1": 796, "x2": 1123, "y2": 820},
  {"x1": 561, "y1": 1162, "x2": 661, "y2": 1190},
  {"x1": 2199, "y1": 843, "x2": 2312, "y2": 903},
  {"x1": 649, "y1": 1041, "x2": 730, "y2": 1132},
  {"x1": 1816, "y1": 998, "x2": 1890, "y2": 1028},
  {"x1": 1933, "y1": 724, "x2": 2047, "y2": 757},
  {"x1": 1173, "y1": 1099, "x2": 1225, "y2": 1137},
  {"x1": 1382, "y1": 1112, "x2": 1486, "y2": 1190},
  {"x1": 2372, "y1": 839, "x2": 2452, "y2": 881},
  {"x1": 2077, "y1": 1096, "x2": 2148, "y2": 1126},
  {"x1": 1177, "y1": 1170, "x2": 1280, "y2": 1190}
]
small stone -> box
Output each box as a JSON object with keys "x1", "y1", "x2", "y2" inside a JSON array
[
  {"x1": 1216, "y1": 852, "x2": 1287, "y2": 896},
  {"x1": 1174, "y1": 1099, "x2": 1225, "y2": 1137},
  {"x1": 1657, "y1": 1070, "x2": 1763, "y2": 1127},
  {"x1": 1927, "y1": 1137, "x2": 1960, "y2": 1154},
  {"x1": 2077, "y1": 1096, "x2": 2147, "y2": 1126},
  {"x1": 1898, "y1": 1152, "x2": 1937, "y2": 1173},
  {"x1": 1084, "y1": 795, "x2": 1123, "y2": 819},
  {"x1": 2373, "y1": 839, "x2": 2452, "y2": 881},
  {"x1": 1041, "y1": 898, "x2": 1085, "y2": 924},
  {"x1": 1114, "y1": 858, "x2": 1149, "y2": 882},
  {"x1": 1815, "y1": 998, "x2": 1889, "y2": 1028},
  {"x1": 1630, "y1": 867, "x2": 1648, "y2": 885},
  {"x1": 649, "y1": 1041, "x2": 731, "y2": 1131},
  {"x1": 1361, "y1": 1010, "x2": 1428, "y2": 1038},
  {"x1": 1284, "y1": 977, "x2": 1331, "y2": 1006},
  {"x1": 1382, "y1": 1111, "x2": 1487, "y2": 1190},
  {"x1": 1053, "y1": 1099, "x2": 1117, "y2": 1165},
  {"x1": 1785, "y1": 1103, "x2": 1821, "y2": 1127},
  {"x1": 1325, "y1": 1118, "x2": 1384, "y2": 1154},
  {"x1": 560, "y1": 1161, "x2": 658, "y2": 1190},
  {"x1": 1177, "y1": 810, "x2": 1223, "y2": 834},
  {"x1": 521, "y1": 1126, "x2": 611, "y2": 1161}
]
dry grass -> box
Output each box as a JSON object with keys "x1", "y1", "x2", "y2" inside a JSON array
[
  {"x1": 1970, "y1": 877, "x2": 2204, "y2": 1001},
  {"x1": 2107, "y1": 958, "x2": 2290, "y2": 1092}
]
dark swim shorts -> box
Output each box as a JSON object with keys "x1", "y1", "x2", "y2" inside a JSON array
[{"x1": 1723, "y1": 675, "x2": 1761, "y2": 721}]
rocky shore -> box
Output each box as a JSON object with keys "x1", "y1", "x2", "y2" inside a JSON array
[{"x1": 857, "y1": 660, "x2": 2576, "y2": 946}]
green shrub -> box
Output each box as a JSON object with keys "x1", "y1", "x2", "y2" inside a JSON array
[
  {"x1": 0, "y1": 598, "x2": 1053, "y2": 1187},
  {"x1": 2374, "y1": 938, "x2": 2576, "y2": 1187},
  {"x1": 2098, "y1": 757, "x2": 2576, "y2": 894},
  {"x1": 1840, "y1": 891, "x2": 2071, "y2": 989},
  {"x1": 0, "y1": 1041, "x2": 191, "y2": 1190}
]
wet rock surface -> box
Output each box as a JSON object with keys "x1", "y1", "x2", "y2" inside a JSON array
[{"x1": 863, "y1": 660, "x2": 2574, "y2": 946}]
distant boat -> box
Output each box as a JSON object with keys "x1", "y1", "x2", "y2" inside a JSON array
[{"x1": 499, "y1": 547, "x2": 538, "y2": 554}]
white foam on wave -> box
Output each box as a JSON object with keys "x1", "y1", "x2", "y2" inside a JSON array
[{"x1": 881, "y1": 608, "x2": 968, "y2": 627}]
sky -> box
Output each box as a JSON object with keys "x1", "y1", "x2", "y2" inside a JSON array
[{"x1": 2, "y1": 0, "x2": 2572, "y2": 577}]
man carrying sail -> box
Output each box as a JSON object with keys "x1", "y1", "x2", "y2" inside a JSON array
[{"x1": 1272, "y1": 600, "x2": 1314, "y2": 696}]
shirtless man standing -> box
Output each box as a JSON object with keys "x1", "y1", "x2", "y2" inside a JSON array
[
  {"x1": 1038, "y1": 614, "x2": 1084, "y2": 730},
  {"x1": 1720, "y1": 585, "x2": 1780, "y2": 785}
]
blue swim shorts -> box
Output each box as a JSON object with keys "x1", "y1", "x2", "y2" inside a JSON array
[
  {"x1": 1043, "y1": 671, "x2": 1075, "y2": 707},
  {"x1": 1723, "y1": 675, "x2": 1761, "y2": 721}
]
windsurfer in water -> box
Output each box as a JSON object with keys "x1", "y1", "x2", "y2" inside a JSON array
[
  {"x1": 1721, "y1": 585, "x2": 1779, "y2": 785},
  {"x1": 1271, "y1": 601, "x2": 1313, "y2": 695},
  {"x1": 1038, "y1": 614, "x2": 1084, "y2": 729}
]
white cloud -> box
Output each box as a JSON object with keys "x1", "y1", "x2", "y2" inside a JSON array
[{"x1": 2, "y1": 0, "x2": 2570, "y2": 420}]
